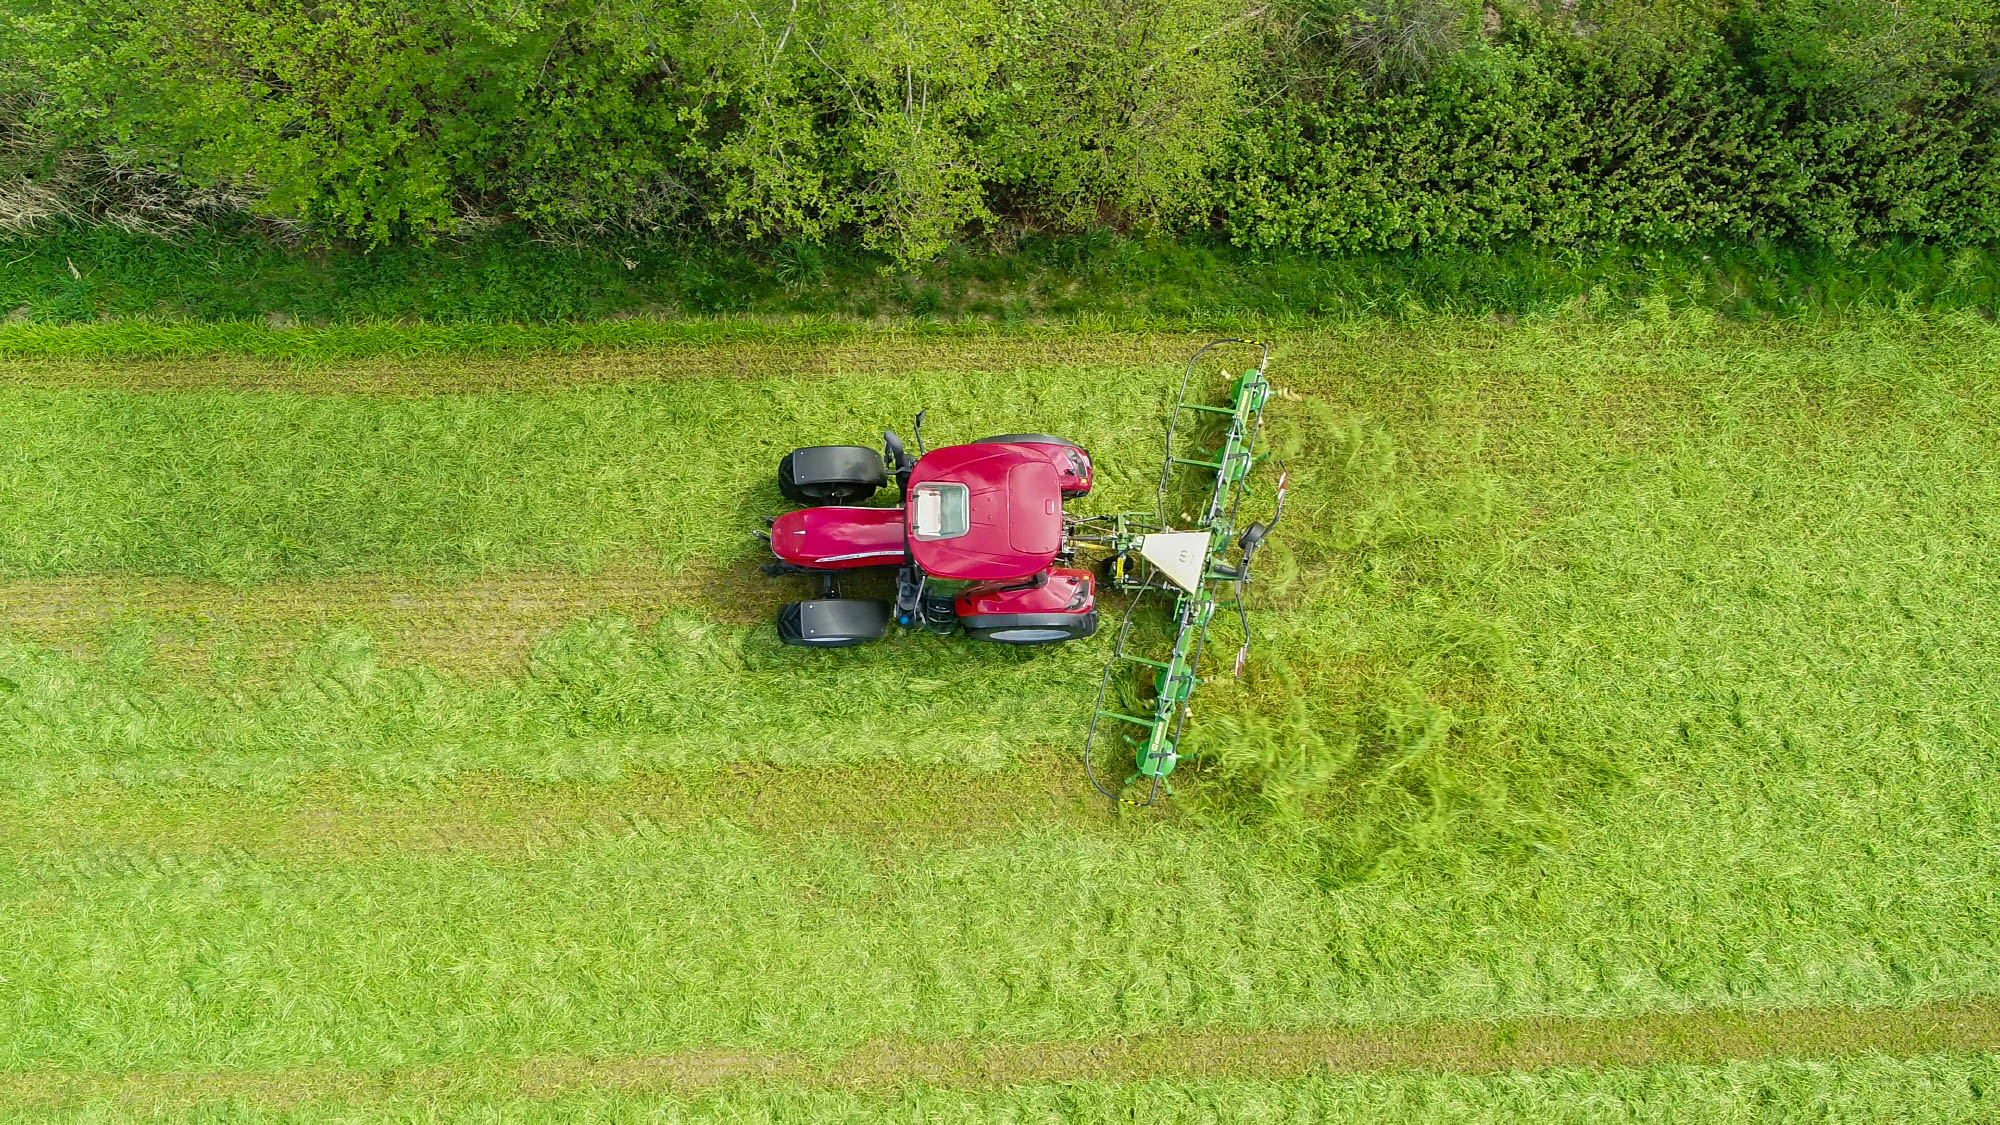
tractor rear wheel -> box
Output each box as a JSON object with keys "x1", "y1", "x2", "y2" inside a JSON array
[
  {"x1": 777, "y1": 598, "x2": 891, "y2": 648},
  {"x1": 779, "y1": 446, "x2": 886, "y2": 506}
]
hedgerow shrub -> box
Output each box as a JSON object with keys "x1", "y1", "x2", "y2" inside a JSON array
[
  {"x1": 1223, "y1": 0, "x2": 2000, "y2": 253},
  {"x1": 1, "y1": 0, "x2": 1995, "y2": 259}
]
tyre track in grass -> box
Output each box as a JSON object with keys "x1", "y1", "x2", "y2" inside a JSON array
[
  {"x1": 0, "y1": 334, "x2": 1220, "y2": 393},
  {"x1": 0, "y1": 562, "x2": 796, "y2": 677},
  {"x1": 0, "y1": 322, "x2": 1985, "y2": 395},
  {"x1": 0, "y1": 751, "x2": 1122, "y2": 863},
  {"x1": 3, "y1": 998, "x2": 1995, "y2": 1110}
]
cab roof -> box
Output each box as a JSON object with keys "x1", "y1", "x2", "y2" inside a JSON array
[{"x1": 905, "y1": 443, "x2": 1063, "y2": 581}]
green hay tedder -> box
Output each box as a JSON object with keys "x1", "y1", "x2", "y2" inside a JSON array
[{"x1": 1073, "y1": 339, "x2": 1288, "y2": 806}]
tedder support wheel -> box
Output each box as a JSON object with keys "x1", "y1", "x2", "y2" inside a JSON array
[
  {"x1": 779, "y1": 446, "x2": 887, "y2": 506},
  {"x1": 777, "y1": 598, "x2": 892, "y2": 647}
]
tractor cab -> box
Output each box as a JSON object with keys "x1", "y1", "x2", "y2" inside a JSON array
[
  {"x1": 763, "y1": 425, "x2": 1098, "y2": 647},
  {"x1": 904, "y1": 443, "x2": 1064, "y2": 581}
]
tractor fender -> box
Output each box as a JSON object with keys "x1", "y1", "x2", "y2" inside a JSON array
[
  {"x1": 777, "y1": 598, "x2": 891, "y2": 647},
  {"x1": 787, "y1": 445, "x2": 888, "y2": 488},
  {"x1": 972, "y1": 435, "x2": 1092, "y2": 496},
  {"x1": 956, "y1": 567, "x2": 1095, "y2": 618},
  {"x1": 959, "y1": 611, "x2": 1100, "y2": 645}
]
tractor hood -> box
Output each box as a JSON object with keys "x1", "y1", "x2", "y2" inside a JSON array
[{"x1": 905, "y1": 443, "x2": 1063, "y2": 581}]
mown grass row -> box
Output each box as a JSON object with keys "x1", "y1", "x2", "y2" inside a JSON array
[
  {"x1": 9, "y1": 1050, "x2": 1998, "y2": 1122},
  {"x1": 3, "y1": 322, "x2": 1994, "y2": 578},
  {"x1": 0, "y1": 325, "x2": 1996, "y2": 1076},
  {"x1": 0, "y1": 359, "x2": 1180, "y2": 578},
  {"x1": 6, "y1": 304, "x2": 1980, "y2": 361},
  {"x1": 5, "y1": 808, "x2": 1998, "y2": 1073},
  {"x1": 0, "y1": 611, "x2": 1115, "y2": 786}
]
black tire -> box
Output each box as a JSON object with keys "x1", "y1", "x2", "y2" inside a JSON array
[
  {"x1": 777, "y1": 598, "x2": 892, "y2": 648},
  {"x1": 1098, "y1": 553, "x2": 1139, "y2": 588},
  {"x1": 974, "y1": 433, "x2": 1083, "y2": 450},
  {"x1": 779, "y1": 447, "x2": 884, "y2": 506},
  {"x1": 976, "y1": 434, "x2": 1091, "y2": 497},
  {"x1": 962, "y1": 611, "x2": 1099, "y2": 645}
]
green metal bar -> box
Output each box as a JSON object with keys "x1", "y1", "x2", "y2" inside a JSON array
[
  {"x1": 1173, "y1": 456, "x2": 1223, "y2": 470},
  {"x1": 1096, "y1": 710, "x2": 1158, "y2": 728},
  {"x1": 1117, "y1": 654, "x2": 1171, "y2": 669},
  {"x1": 1178, "y1": 403, "x2": 1235, "y2": 415}
]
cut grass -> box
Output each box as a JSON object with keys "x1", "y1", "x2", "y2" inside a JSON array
[
  {"x1": 1, "y1": 322, "x2": 1994, "y2": 580},
  {"x1": 503, "y1": 1054, "x2": 2000, "y2": 1125},
  {"x1": 0, "y1": 757, "x2": 1111, "y2": 862},
  {"x1": 4, "y1": 1040, "x2": 1999, "y2": 1120},
  {"x1": 1, "y1": 324, "x2": 1997, "y2": 1093},
  {"x1": 0, "y1": 611, "x2": 1122, "y2": 787},
  {"x1": 0, "y1": 316, "x2": 889, "y2": 363},
  {"x1": 0, "y1": 302, "x2": 1994, "y2": 366},
  {"x1": 3, "y1": 818, "x2": 1999, "y2": 1072},
  {"x1": 0, "y1": 331, "x2": 1220, "y2": 386},
  {"x1": 0, "y1": 356, "x2": 1201, "y2": 579},
  {"x1": 0, "y1": 566, "x2": 772, "y2": 678}
]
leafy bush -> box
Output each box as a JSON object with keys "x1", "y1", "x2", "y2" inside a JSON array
[
  {"x1": 1224, "y1": 0, "x2": 2000, "y2": 253},
  {"x1": 0, "y1": 0, "x2": 1994, "y2": 259}
]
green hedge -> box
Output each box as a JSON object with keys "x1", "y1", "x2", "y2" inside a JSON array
[
  {"x1": 2, "y1": 1, "x2": 1995, "y2": 260},
  {"x1": 1225, "y1": 4, "x2": 2000, "y2": 252}
]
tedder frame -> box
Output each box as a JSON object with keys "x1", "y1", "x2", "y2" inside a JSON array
[{"x1": 1074, "y1": 339, "x2": 1288, "y2": 806}]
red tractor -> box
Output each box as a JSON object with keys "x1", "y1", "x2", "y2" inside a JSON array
[
  {"x1": 760, "y1": 417, "x2": 1100, "y2": 647},
  {"x1": 760, "y1": 340, "x2": 1287, "y2": 804}
]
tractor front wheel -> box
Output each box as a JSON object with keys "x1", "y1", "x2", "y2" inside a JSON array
[
  {"x1": 962, "y1": 611, "x2": 1099, "y2": 645},
  {"x1": 973, "y1": 433, "x2": 1082, "y2": 450}
]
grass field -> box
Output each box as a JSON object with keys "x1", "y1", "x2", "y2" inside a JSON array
[
  {"x1": 1, "y1": 320, "x2": 1996, "y2": 1119},
  {"x1": 9, "y1": 1050, "x2": 2000, "y2": 1122}
]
